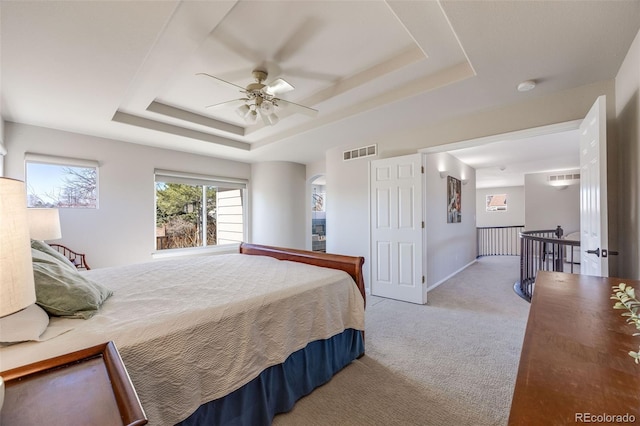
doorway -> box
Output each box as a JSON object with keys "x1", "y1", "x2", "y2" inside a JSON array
[{"x1": 310, "y1": 175, "x2": 326, "y2": 252}]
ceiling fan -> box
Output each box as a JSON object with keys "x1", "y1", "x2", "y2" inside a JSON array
[{"x1": 198, "y1": 69, "x2": 318, "y2": 126}]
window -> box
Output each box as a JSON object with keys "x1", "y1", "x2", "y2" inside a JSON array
[
  {"x1": 25, "y1": 154, "x2": 99, "y2": 208},
  {"x1": 486, "y1": 194, "x2": 507, "y2": 212},
  {"x1": 154, "y1": 170, "x2": 247, "y2": 251}
]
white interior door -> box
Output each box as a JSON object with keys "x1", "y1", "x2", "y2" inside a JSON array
[
  {"x1": 580, "y1": 95, "x2": 608, "y2": 276},
  {"x1": 370, "y1": 153, "x2": 425, "y2": 304}
]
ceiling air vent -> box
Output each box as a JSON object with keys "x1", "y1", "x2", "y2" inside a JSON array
[{"x1": 343, "y1": 144, "x2": 377, "y2": 161}]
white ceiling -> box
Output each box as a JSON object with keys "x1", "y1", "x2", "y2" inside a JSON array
[
  {"x1": 446, "y1": 127, "x2": 581, "y2": 188},
  {"x1": 2, "y1": 1, "x2": 639, "y2": 186}
]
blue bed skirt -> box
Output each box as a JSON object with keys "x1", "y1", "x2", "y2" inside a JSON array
[{"x1": 177, "y1": 328, "x2": 364, "y2": 426}]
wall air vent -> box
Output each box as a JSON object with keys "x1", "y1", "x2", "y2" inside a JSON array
[
  {"x1": 343, "y1": 144, "x2": 377, "y2": 161},
  {"x1": 548, "y1": 173, "x2": 580, "y2": 187}
]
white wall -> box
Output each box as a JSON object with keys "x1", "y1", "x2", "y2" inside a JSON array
[
  {"x1": 424, "y1": 153, "x2": 476, "y2": 288},
  {"x1": 326, "y1": 146, "x2": 371, "y2": 287},
  {"x1": 305, "y1": 159, "x2": 325, "y2": 181},
  {"x1": 325, "y1": 81, "x2": 615, "y2": 292},
  {"x1": 0, "y1": 118, "x2": 5, "y2": 176},
  {"x1": 615, "y1": 28, "x2": 640, "y2": 279},
  {"x1": 250, "y1": 161, "x2": 306, "y2": 249},
  {"x1": 332, "y1": 150, "x2": 476, "y2": 293},
  {"x1": 371, "y1": 81, "x2": 616, "y2": 158},
  {"x1": 4, "y1": 122, "x2": 251, "y2": 268},
  {"x1": 0, "y1": 30, "x2": 4, "y2": 173},
  {"x1": 524, "y1": 170, "x2": 580, "y2": 234},
  {"x1": 476, "y1": 186, "x2": 525, "y2": 227}
]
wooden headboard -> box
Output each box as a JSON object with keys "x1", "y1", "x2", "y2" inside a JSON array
[{"x1": 239, "y1": 242, "x2": 366, "y2": 307}]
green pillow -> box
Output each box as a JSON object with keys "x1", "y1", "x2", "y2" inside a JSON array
[
  {"x1": 31, "y1": 240, "x2": 77, "y2": 270},
  {"x1": 31, "y1": 248, "x2": 112, "y2": 319}
]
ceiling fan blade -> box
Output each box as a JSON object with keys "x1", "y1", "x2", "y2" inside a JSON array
[
  {"x1": 277, "y1": 99, "x2": 318, "y2": 117},
  {"x1": 287, "y1": 67, "x2": 338, "y2": 82},
  {"x1": 212, "y1": 28, "x2": 264, "y2": 64},
  {"x1": 205, "y1": 98, "x2": 248, "y2": 109},
  {"x1": 197, "y1": 73, "x2": 246, "y2": 92},
  {"x1": 273, "y1": 17, "x2": 322, "y2": 63},
  {"x1": 264, "y1": 78, "x2": 294, "y2": 96},
  {"x1": 213, "y1": 67, "x2": 255, "y2": 83}
]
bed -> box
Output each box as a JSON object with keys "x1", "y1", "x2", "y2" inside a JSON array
[{"x1": 0, "y1": 243, "x2": 366, "y2": 425}]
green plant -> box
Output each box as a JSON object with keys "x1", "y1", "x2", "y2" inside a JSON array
[{"x1": 611, "y1": 283, "x2": 640, "y2": 364}]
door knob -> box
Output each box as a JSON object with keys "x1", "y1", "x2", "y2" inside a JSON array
[
  {"x1": 586, "y1": 248, "x2": 600, "y2": 257},
  {"x1": 601, "y1": 249, "x2": 619, "y2": 258}
]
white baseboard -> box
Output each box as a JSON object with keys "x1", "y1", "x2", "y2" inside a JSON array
[{"x1": 427, "y1": 259, "x2": 477, "y2": 292}]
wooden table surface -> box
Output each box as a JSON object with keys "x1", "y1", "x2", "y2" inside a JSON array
[{"x1": 509, "y1": 271, "x2": 640, "y2": 425}]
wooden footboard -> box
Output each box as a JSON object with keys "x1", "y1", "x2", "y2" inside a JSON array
[{"x1": 239, "y1": 242, "x2": 366, "y2": 308}]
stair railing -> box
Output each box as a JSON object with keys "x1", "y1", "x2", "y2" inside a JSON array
[
  {"x1": 477, "y1": 225, "x2": 525, "y2": 257},
  {"x1": 515, "y1": 226, "x2": 581, "y2": 302}
]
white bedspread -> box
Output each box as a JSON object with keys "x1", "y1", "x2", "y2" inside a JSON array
[{"x1": 0, "y1": 253, "x2": 365, "y2": 425}]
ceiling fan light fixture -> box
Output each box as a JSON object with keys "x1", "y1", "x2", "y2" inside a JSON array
[
  {"x1": 265, "y1": 112, "x2": 279, "y2": 126},
  {"x1": 246, "y1": 109, "x2": 258, "y2": 125},
  {"x1": 235, "y1": 104, "x2": 250, "y2": 118},
  {"x1": 199, "y1": 69, "x2": 317, "y2": 126},
  {"x1": 260, "y1": 100, "x2": 275, "y2": 114}
]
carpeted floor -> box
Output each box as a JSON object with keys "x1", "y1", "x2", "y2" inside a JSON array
[{"x1": 273, "y1": 256, "x2": 531, "y2": 426}]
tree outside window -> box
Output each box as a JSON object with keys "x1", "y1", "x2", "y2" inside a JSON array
[
  {"x1": 26, "y1": 161, "x2": 98, "y2": 208},
  {"x1": 155, "y1": 181, "x2": 244, "y2": 250}
]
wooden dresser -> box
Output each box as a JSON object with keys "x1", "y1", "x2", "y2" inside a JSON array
[{"x1": 509, "y1": 271, "x2": 640, "y2": 425}]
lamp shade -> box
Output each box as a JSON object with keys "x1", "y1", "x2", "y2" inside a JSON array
[
  {"x1": 27, "y1": 208, "x2": 62, "y2": 240},
  {"x1": 0, "y1": 178, "x2": 36, "y2": 317}
]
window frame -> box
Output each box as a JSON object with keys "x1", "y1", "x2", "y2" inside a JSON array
[
  {"x1": 24, "y1": 153, "x2": 100, "y2": 209},
  {"x1": 485, "y1": 193, "x2": 508, "y2": 212},
  {"x1": 153, "y1": 169, "x2": 248, "y2": 255}
]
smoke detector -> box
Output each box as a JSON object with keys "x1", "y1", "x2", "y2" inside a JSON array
[{"x1": 517, "y1": 80, "x2": 536, "y2": 92}]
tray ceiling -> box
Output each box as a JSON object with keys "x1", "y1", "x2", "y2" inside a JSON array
[{"x1": 1, "y1": 1, "x2": 639, "y2": 166}]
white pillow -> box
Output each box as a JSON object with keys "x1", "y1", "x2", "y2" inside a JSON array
[{"x1": 0, "y1": 304, "x2": 50, "y2": 343}]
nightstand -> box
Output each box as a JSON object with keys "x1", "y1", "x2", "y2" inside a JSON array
[{"x1": 0, "y1": 341, "x2": 146, "y2": 426}]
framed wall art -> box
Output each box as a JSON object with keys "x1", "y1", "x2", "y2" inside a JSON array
[{"x1": 447, "y1": 176, "x2": 461, "y2": 223}]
